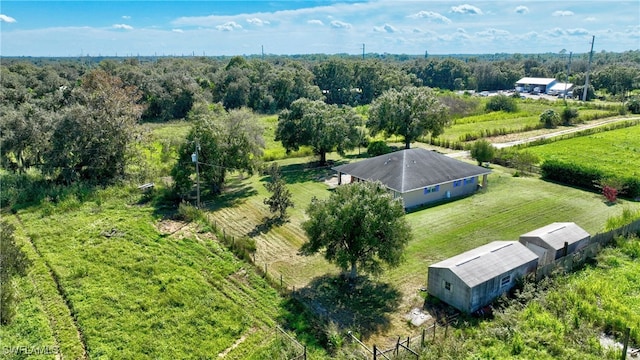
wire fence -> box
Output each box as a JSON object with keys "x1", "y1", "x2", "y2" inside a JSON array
[{"x1": 535, "y1": 218, "x2": 640, "y2": 280}]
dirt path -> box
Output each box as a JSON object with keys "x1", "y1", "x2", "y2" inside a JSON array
[
  {"x1": 492, "y1": 115, "x2": 639, "y2": 149},
  {"x1": 446, "y1": 116, "x2": 639, "y2": 159}
]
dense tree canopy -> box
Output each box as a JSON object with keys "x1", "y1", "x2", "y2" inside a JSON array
[
  {"x1": 172, "y1": 103, "x2": 264, "y2": 198},
  {"x1": 301, "y1": 181, "x2": 412, "y2": 280},
  {"x1": 367, "y1": 86, "x2": 449, "y2": 149},
  {"x1": 275, "y1": 98, "x2": 362, "y2": 164},
  {"x1": 46, "y1": 69, "x2": 144, "y2": 183}
]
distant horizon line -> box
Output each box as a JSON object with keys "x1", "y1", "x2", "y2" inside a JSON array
[{"x1": 4, "y1": 49, "x2": 639, "y2": 59}]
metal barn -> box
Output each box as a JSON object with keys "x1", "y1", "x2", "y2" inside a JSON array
[
  {"x1": 427, "y1": 241, "x2": 538, "y2": 313},
  {"x1": 518, "y1": 222, "x2": 590, "y2": 266}
]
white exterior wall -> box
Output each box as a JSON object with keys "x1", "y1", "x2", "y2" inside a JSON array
[{"x1": 402, "y1": 176, "x2": 479, "y2": 209}]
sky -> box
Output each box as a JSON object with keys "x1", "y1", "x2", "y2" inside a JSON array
[{"x1": 1, "y1": 0, "x2": 639, "y2": 57}]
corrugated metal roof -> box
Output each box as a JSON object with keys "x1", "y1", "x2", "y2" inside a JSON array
[
  {"x1": 332, "y1": 148, "x2": 491, "y2": 193},
  {"x1": 515, "y1": 77, "x2": 557, "y2": 86},
  {"x1": 548, "y1": 82, "x2": 573, "y2": 91},
  {"x1": 519, "y1": 222, "x2": 589, "y2": 250},
  {"x1": 430, "y1": 241, "x2": 538, "y2": 288}
]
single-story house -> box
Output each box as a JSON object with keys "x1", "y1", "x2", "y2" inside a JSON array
[
  {"x1": 515, "y1": 77, "x2": 557, "y2": 94},
  {"x1": 518, "y1": 222, "x2": 590, "y2": 266},
  {"x1": 332, "y1": 148, "x2": 491, "y2": 209},
  {"x1": 427, "y1": 241, "x2": 539, "y2": 313}
]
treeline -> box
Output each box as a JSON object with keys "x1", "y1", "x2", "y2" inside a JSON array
[{"x1": 1, "y1": 52, "x2": 639, "y2": 187}]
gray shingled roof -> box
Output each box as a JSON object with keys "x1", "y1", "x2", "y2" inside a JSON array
[
  {"x1": 430, "y1": 241, "x2": 538, "y2": 288},
  {"x1": 519, "y1": 222, "x2": 590, "y2": 251},
  {"x1": 332, "y1": 148, "x2": 491, "y2": 193}
]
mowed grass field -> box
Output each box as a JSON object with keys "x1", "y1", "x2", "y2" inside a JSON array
[
  {"x1": 1, "y1": 187, "x2": 285, "y2": 359},
  {"x1": 524, "y1": 123, "x2": 640, "y2": 178}
]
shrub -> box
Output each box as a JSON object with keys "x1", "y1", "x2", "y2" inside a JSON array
[
  {"x1": 540, "y1": 159, "x2": 604, "y2": 191},
  {"x1": 561, "y1": 107, "x2": 579, "y2": 125},
  {"x1": 367, "y1": 140, "x2": 391, "y2": 157},
  {"x1": 470, "y1": 139, "x2": 495, "y2": 166},
  {"x1": 485, "y1": 95, "x2": 518, "y2": 113},
  {"x1": 627, "y1": 97, "x2": 640, "y2": 114},
  {"x1": 540, "y1": 109, "x2": 561, "y2": 128}
]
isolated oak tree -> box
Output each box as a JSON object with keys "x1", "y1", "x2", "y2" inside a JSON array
[
  {"x1": 367, "y1": 86, "x2": 449, "y2": 149},
  {"x1": 173, "y1": 104, "x2": 264, "y2": 197},
  {"x1": 301, "y1": 181, "x2": 411, "y2": 280},
  {"x1": 275, "y1": 98, "x2": 361, "y2": 164}
]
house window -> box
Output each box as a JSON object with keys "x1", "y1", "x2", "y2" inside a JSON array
[
  {"x1": 500, "y1": 275, "x2": 510, "y2": 287},
  {"x1": 444, "y1": 281, "x2": 451, "y2": 291},
  {"x1": 453, "y1": 180, "x2": 462, "y2": 187},
  {"x1": 423, "y1": 185, "x2": 441, "y2": 194},
  {"x1": 464, "y1": 177, "x2": 475, "y2": 185}
]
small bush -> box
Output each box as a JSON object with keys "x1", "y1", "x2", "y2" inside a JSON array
[
  {"x1": 367, "y1": 140, "x2": 391, "y2": 157},
  {"x1": 485, "y1": 95, "x2": 518, "y2": 113},
  {"x1": 627, "y1": 97, "x2": 640, "y2": 114},
  {"x1": 540, "y1": 109, "x2": 561, "y2": 128},
  {"x1": 561, "y1": 107, "x2": 579, "y2": 125}
]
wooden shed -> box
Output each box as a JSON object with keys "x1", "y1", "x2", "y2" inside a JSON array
[
  {"x1": 427, "y1": 241, "x2": 538, "y2": 313},
  {"x1": 518, "y1": 222, "x2": 590, "y2": 266}
]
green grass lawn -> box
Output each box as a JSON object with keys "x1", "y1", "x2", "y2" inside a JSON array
[
  {"x1": 524, "y1": 124, "x2": 640, "y2": 179},
  {"x1": 2, "y1": 187, "x2": 286, "y2": 359}
]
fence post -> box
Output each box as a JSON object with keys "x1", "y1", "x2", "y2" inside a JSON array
[
  {"x1": 621, "y1": 327, "x2": 630, "y2": 360},
  {"x1": 421, "y1": 328, "x2": 426, "y2": 347},
  {"x1": 433, "y1": 323, "x2": 436, "y2": 341},
  {"x1": 407, "y1": 336, "x2": 410, "y2": 350},
  {"x1": 373, "y1": 344, "x2": 377, "y2": 360},
  {"x1": 396, "y1": 336, "x2": 400, "y2": 356},
  {"x1": 280, "y1": 274, "x2": 283, "y2": 289},
  {"x1": 444, "y1": 321, "x2": 449, "y2": 338},
  {"x1": 304, "y1": 345, "x2": 307, "y2": 360}
]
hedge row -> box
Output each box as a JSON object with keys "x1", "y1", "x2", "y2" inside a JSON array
[{"x1": 541, "y1": 159, "x2": 640, "y2": 199}]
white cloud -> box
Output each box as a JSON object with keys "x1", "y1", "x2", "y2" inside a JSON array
[
  {"x1": 216, "y1": 21, "x2": 242, "y2": 31},
  {"x1": 330, "y1": 20, "x2": 352, "y2": 29},
  {"x1": 0, "y1": 14, "x2": 17, "y2": 23},
  {"x1": 627, "y1": 26, "x2": 640, "y2": 38},
  {"x1": 451, "y1": 4, "x2": 483, "y2": 15},
  {"x1": 585, "y1": 17, "x2": 596, "y2": 22},
  {"x1": 374, "y1": 23, "x2": 399, "y2": 33},
  {"x1": 113, "y1": 24, "x2": 133, "y2": 30},
  {"x1": 545, "y1": 27, "x2": 589, "y2": 36},
  {"x1": 515, "y1": 6, "x2": 529, "y2": 15},
  {"x1": 122, "y1": 15, "x2": 131, "y2": 20},
  {"x1": 172, "y1": 29, "x2": 184, "y2": 33},
  {"x1": 247, "y1": 17, "x2": 270, "y2": 26},
  {"x1": 476, "y1": 28, "x2": 510, "y2": 37},
  {"x1": 307, "y1": 19, "x2": 324, "y2": 26},
  {"x1": 552, "y1": 10, "x2": 574, "y2": 17},
  {"x1": 408, "y1": 11, "x2": 452, "y2": 24}
]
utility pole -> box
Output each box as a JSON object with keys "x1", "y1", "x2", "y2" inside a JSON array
[
  {"x1": 362, "y1": 43, "x2": 365, "y2": 60},
  {"x1": 564, "y1": 51, "x2": 572, "y2": 104},
  {"x1": 191, "y1": 141, "x2": 201, "y2": 208},
  {"x1": 582, "y1": 35, "x2": 595, "y2": 102}
]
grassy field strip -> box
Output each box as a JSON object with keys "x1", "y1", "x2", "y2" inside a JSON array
[
  {"x1": 1, "y1": 215, "x2": 86, "y2": 360},
  {"x1": 11, "y1": 191, "x2": 285, "y2": 359},
  {"x1": 525, "y1": 123, "x2": 640, "y2": 178}
]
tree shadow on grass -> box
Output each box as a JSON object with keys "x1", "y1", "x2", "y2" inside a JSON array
[
  {"x1": 261, "y1": 160, "x2": 348, "y2": 185},
  {"x1": 292, "y1": 274, "x2": 402, "y2": 339},
  {"x1": 248, "y1": 216, "x2": 287, "y2": 237}
]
